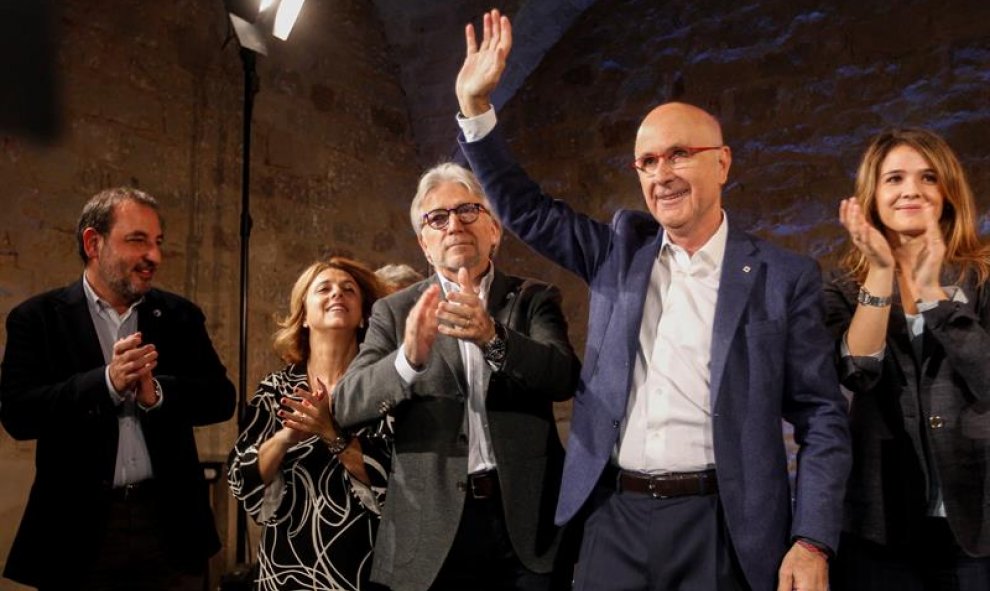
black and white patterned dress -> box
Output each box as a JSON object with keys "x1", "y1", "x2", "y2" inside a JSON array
[{"x1": 228, "y1": 364, "x2": 392, "y2": 591}]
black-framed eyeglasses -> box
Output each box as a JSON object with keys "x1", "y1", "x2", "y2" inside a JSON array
[
  {"x1": 421, "y1": 202, "x2": 489, "y2": 230},
  {"x1": 631, "y1": 145, "x2": 723, "y2": 174}
]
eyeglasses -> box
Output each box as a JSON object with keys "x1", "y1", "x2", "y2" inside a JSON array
[
  {"x1": 421, "y1": 202, "x2": 490, "y2": 230},
  {"x1": 630, "y1": 146, "x2": 723, "y2": 174}
]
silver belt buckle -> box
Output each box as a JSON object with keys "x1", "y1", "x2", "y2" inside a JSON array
[{"x1": 647, "y1": 477, "x2": 667, "y2": 499}]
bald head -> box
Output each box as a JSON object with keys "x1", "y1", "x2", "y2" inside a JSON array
[
  {"x1": 636, "y1": 102, "x2": 724, "y2": 151},
  {"x1": 632, "y1": 101, "x2": 731, "y2": 254}
]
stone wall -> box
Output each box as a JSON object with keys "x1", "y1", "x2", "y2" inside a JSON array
[
  {"x1": 491, "y1": 0, "x2": 990, "y2": 444},
  {"x1": 1, "y1": 0, "x2": 988, "y2": 587},
  {"x1": 0, "y1": 0, "x2": 421, "y2": 586},
  {"x1": 496, "y1": 0, "x2": 990, "y2": 358}
]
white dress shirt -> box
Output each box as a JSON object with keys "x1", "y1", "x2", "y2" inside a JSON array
[
  {"x1": 617, "y1": 217, "x2": 728, "y2": 473},
  {"x1": 456, "y1": 107, "x2": 724, "y2": 474},
  {"x1": 394, "y1": 268, "x2": 498, "y2": 474}
]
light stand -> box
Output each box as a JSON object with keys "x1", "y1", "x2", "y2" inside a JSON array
[
  {"x1": 223, "y1": 0, "x2": 303, "y2": 566},
  {"x1": 235, "y1": 44, "x2": 258, "y2": 565}
]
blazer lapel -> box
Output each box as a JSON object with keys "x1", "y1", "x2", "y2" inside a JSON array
[
  {"x1": 60, "y1": 281, "x2": 108, "y2": 370},
  {"x1": 428, "y1": 276, "x2": 467, "y2": 396},
  {"x1": 479, "y1": 270, "x2": 514, "y2": 394},
  {"x1": 710, "y1": 228, "x2": 758, "y2": 409},
  {"x1": 136, "y1": 291, "x2": 164, "y2": 348},
  {"x1": 611, "y1": 231, "x2": 665, "y2": 406},
  {"x1": 61, "y1": 280, "x2": 120, "y2": 482},
  {"x1": 625, "y1": 231, "x2": 664, "y2": 345}
]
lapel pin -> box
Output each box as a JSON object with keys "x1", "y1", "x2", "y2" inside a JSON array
[
  {"x1": 153, "y1": 309, "x2": 162, "y2": 317},
  {"x1": 742, "y1": 266, "x2": 751, "y2": 273}
]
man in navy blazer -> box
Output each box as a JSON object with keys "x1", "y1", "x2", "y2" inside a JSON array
[
  {"x1": 453, "y1": 10, "x2": 851, "y2": 591},
  {"x1": 0, "y1": 188, "x2": 235, "y2": 590}
]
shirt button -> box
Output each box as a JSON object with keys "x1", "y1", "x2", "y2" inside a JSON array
[
  {"x1": 612, "y1": 420, "x2": 620, "y2": 429},
  {"x1": 929, "y1": 416, "x2": 945, "y2": 429}
]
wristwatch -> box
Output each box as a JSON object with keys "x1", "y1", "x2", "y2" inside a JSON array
[
  {"x1": 482, "y1": 320, "x2": 507, "y2": 367},
  {"x1": 857, "y1": 286, "x2": 892, "y2": 308},
  {"x1": 321, "y1": 431, "x2": 351, "y2": 454}
]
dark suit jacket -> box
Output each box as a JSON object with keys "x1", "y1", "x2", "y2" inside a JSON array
[
  {"x1": 460, "y1": 129, "x2": 852, "y2": 591},
  {"x1": 334, "y1": 271, "x2": 580, "y2": 591},
  {"x1": 825, "y1": 272, "x2": 990, "y2": 557},
  {"x1": 0, "y1": 280, "x2": 236, "y2": 587}
]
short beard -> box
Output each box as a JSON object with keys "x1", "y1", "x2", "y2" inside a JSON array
[{"x1": 101, "y1": 258, "x2": 146, "y2": 305}]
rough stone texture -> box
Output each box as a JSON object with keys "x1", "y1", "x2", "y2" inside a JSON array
[
  {"x1": 1, "y1": 0, "x2": 989, "y2": 587},
  {"x1": 498, "y1": 0, "x2": 990, "y2": 359},
  {"x1": 494, "y1": 0, "x2": 990, "y2": 458},
  {"x1": 370, "y1": 0, "x2": 597, "y2": 166},
  {"x1": 0, "y1": 0, "x2": 421, "y2": 585}
]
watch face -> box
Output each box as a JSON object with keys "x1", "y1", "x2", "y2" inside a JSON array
[{"x1": 484, "y1": 337, "x2": 506, "y2": 362}]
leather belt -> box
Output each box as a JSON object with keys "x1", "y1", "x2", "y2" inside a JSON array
[
  {"x1": 608, "y1": 465, "x2": 718, "y2": 499},
  {"x1": 465, "y1": 470, "x2": 499, "y2": 500},
  {"x1": 107, "y1": 479, "x2": 157, "y2": 502}
]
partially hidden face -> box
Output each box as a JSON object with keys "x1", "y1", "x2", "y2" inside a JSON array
[
  {"x1": 874, "y1": 144, "x2": 944, "y2": 237},
  {"x1": 304, "y1": 268, "x2": 364, "y2": 334},
  {"x1": 417, "y1": 181, "x2": 500, "y2": 279}
]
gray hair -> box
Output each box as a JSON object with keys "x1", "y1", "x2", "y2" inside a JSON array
[
  {"x1": 375, "y1": 263, "x2": 425, "y2": 291},
  {"x1": 76, "y1": 187, "x2": 161, "y2": 264},
  {"x1": 409, "y1": 162, "x2": 498, "y2": 234}
]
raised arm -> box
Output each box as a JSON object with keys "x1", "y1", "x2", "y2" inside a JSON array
[
  {"x1": 455, "y1": 8, "x2": 512, "y2": 118},
  {"x1": 838, "y1": 197, "x2": 895, "y2": 356}
]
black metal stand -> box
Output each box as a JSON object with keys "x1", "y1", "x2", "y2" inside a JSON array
[{"x1": 235, "y1": 46, "x2": 258, "y2": 566}]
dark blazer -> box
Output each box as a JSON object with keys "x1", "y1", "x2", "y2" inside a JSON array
[
  {"x1": 825, "y1": 272, "x2": 990, "y2": 556},
  {"x1": 0, "y1": 280, "x2": 236, "y2": 588},
  {"x1": 460, "y1": 129, "x2": 852, "y2": 591},
  {"x1": 334, "y1": 271, "x2": 580, "y2": 591}
]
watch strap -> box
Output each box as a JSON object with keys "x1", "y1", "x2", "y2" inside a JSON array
[{"x1": 857, "y1": 286, "x2": 892, "y2": 308}]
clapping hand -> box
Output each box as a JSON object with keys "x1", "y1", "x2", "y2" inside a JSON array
[
  {"x1": 839, "y1": 197, "x2": 893, "y2": 270},
  {"x1": 912, "y1": 202, "x2": 947, "y2": 301},
  {"x1": 279, "y1": 378, "x2": 339, "y2": 443},
  {"x1": 437, "y1": 267, "x2": 496, "y2": 348}
]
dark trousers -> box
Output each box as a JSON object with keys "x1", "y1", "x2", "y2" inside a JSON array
[
  {"x1": 831, "y1": 518, "x2": 990, "y2": 591},
  {"x1": 573, "y1": 484, "x2": 749, "y2": 591},
  {"x1": 44, "y1": 486, "x2": 205, "y2": 591},
  {"x1": 429, "y1": 483, "x2": 550, "y2": 591}
]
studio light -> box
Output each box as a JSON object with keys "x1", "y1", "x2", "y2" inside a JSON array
[
  {"x1": 272, "y1": 0, "x2": 304, "y2": 40},
  {"x1": 225, "y1": 0, "x2": 305, "y2": 52}
]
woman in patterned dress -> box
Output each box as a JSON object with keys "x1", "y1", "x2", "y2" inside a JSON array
[{"x1": 228, "y1": 257, "x2": 391, "y2": 591}]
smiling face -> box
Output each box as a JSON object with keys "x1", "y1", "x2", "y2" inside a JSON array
[
  {"x1": 303, "y1": 267, "x2": 364, "y2": 335},
  {"x1": 634, "y1": 103, "x2": 731, "y2": 251},
  {"x1": 417, "y1": 181, "x2": 500, "y2": 281},
  {"x1": 874, "y1": 144, "x2": 944, "y2": 239},
  {"x1": 84, "y1": 199, "x2": 163, "y2": 310}
]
